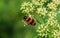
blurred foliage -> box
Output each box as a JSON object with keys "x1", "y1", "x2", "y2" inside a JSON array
[
  {"x1": 0, "y1": 0, "x2": 34, "y2": 38},
  {"x1": 0, "y1": 0, "x2": 60, "y2": 38}
]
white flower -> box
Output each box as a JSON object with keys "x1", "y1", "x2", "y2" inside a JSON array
[
  {"x1": 52, "y1": 0, "x2": 60, "y2": 5},
  {"x1": 47, "y1": 11, "x2": 57, "y2": 18},
  {"x1": 58, "y1": 31, "x2": 60, "y2": 37},
  {"x1": 47, "y1": 2, "x2": 57, "y2": 10},
  {"x1": 36, "y1": 7, "x2": 47, "y2": 17},
  {"x1": 29, "y1": 14, "x2": 31, "y2": 17},
  {"x1": 37, "y1": 24, "x2": 48, "y2": 37},
  {"x1": 57, "y1": 24, "x2": 60, "y2": 29},
  {"x1": 46, "y1": 17, "x2": 60, "y2": 29},
  {"x1": 20, "y1": 2, "x2": 35, "y2": 13},
  {"x1": 38, "y1": 26, "x2": 40, "y2": 29},
  {"x1": 22, "y1": 8, "x2": 29, "y2": 13},
  {"x1": 32, "y1": 0, "x2": 45, "y2": 7},
  {"x1": 32, "y1": 0, "x2": 41, "y2": 6},
  {"x1": 38, "y1": 33, "x2": 42, "y2": 36},
  {"x1": 24, "y1": 25, "x2": 26, "y2": 27},
  {"x1": 53, "y1": 30, "x2": 60, "y2": 38},
  {"x1": 37, "y1": 30, "x2": 41, "y2": 32},
  {"x1": 20, "y1": 2, "x2": 29, "y2": 10}
]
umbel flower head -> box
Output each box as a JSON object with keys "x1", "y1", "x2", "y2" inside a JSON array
[{"x1": 20, "y1": 0, "x2": 60, "y2": 38}]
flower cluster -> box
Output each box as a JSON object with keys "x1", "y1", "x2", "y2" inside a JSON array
[
  {"x1": 47, "y1": 18, "x2": 57, "y2": 26},
  {"x1": 52, "y1": 0, "x2": 60, "y2": 5},
  {"x1": 20, "y1": 0, "x2": 60, "y2": 38},
  {"x1": 47, "y1": 2, "x2": 57, "y2": 11},
  {"x1": 47, "y1": 11, "x2": 57, "y2": 18},
  {"x1": 20, "y1": 2, "x2": 35, "y2": 13},
  {"x1": 52, "y1": 30, "x2": 60, "y2": 38},
  {"x1": 32, "y1": 0, "x2": 41, "y2": 6},
  {"x1": 36, "y1": 7, "x2": 47, "y2": 17},
  {"x1": 36, "y1": 24, "x2": 49, "y2": 37}
]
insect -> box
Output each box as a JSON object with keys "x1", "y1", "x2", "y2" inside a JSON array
[{"x1": 24, "y1": 16, "x2": 36, "y2": 26}]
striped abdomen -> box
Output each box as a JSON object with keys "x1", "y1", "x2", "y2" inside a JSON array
[{"x1": 24, "y1": 16, "x2": 36, "y2": 26}]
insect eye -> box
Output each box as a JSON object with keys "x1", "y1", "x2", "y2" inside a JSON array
[
  {"x1": 32, "y1": 19, "x2": 34, "y2": 22},
  {"x1": 24, "y1": 16, "x2": 27, "y2": 19}
]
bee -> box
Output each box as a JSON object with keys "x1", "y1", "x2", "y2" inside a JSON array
[{"x1": 24, "y1": 16, "x2": 36, "y2": 26}]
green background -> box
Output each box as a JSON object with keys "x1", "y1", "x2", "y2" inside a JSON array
[
  {"x1": 0, "y1": 0, "x2": 60, "y2": 38},
  {"x1": 0, "y1": 0, "x2": 37, "y2": 38}
]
